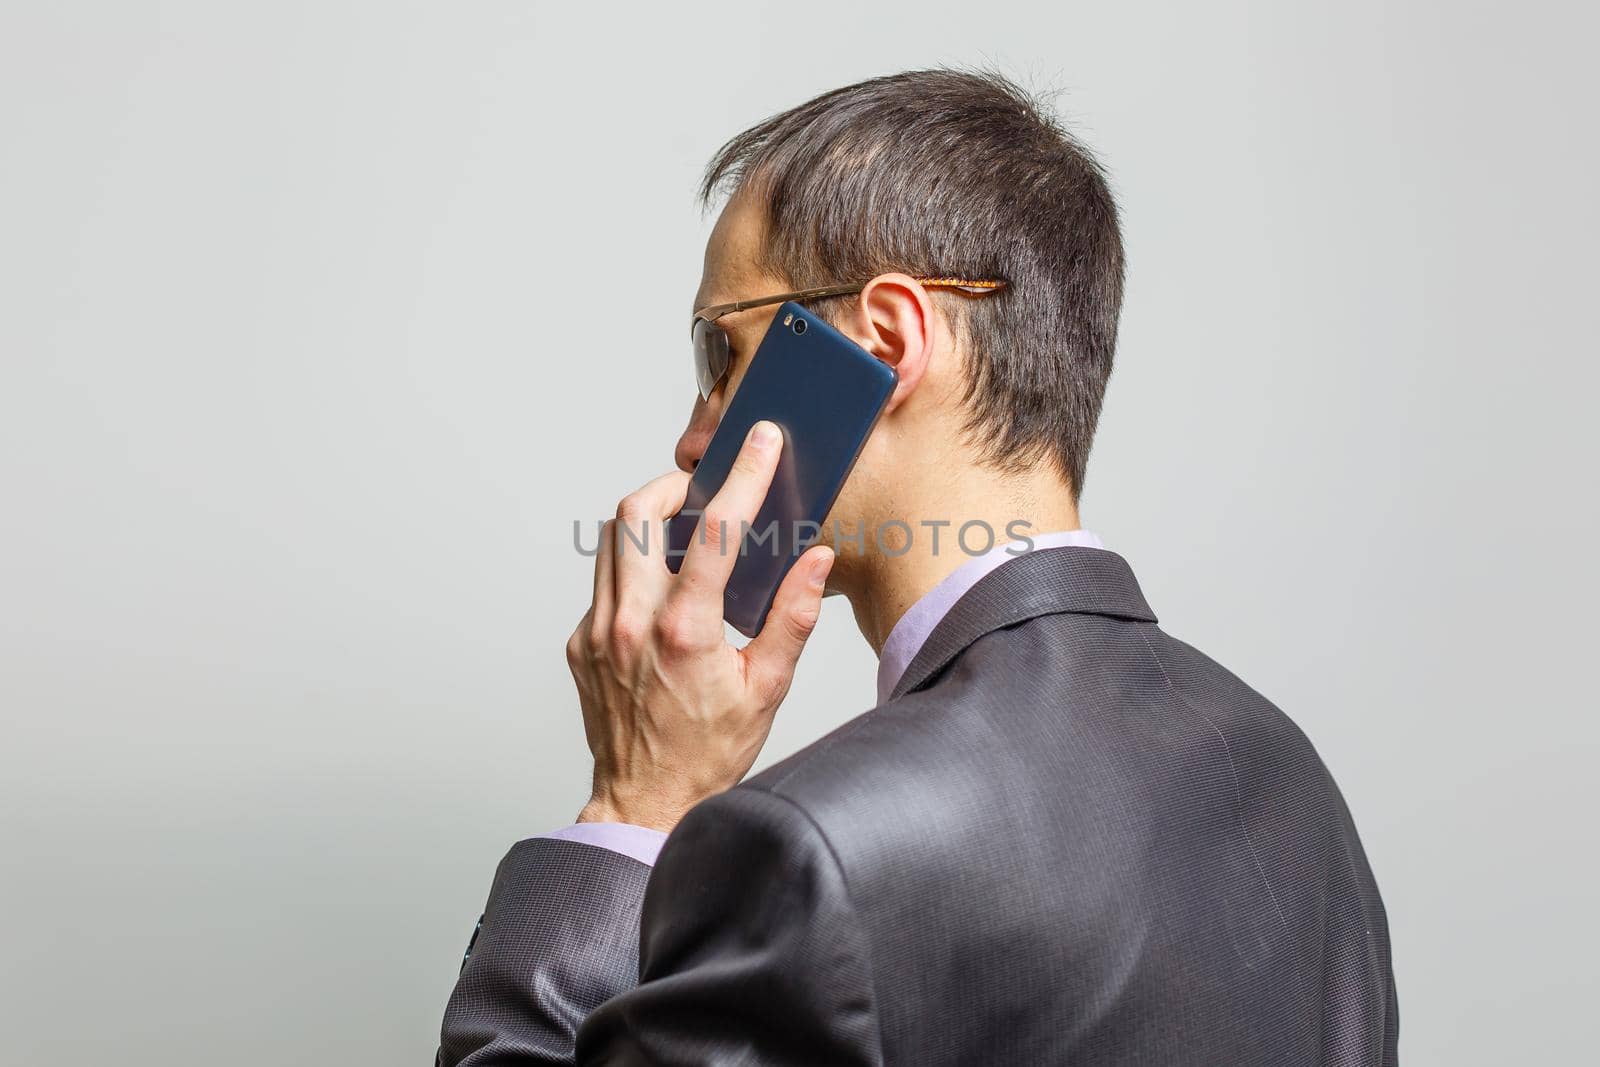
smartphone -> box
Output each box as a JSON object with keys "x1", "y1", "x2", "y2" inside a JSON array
[{"x1": 666, "y1": 301, "x2": 897, "y2": 637}]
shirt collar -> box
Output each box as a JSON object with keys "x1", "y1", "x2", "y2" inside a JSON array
[{"x1": 874, "y1": 529, "x2": 1105, "y2": 705}]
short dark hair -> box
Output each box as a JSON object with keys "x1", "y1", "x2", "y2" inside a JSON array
[{"x1": 701, "y1": 68, "x2": 1124, "y2": 497}]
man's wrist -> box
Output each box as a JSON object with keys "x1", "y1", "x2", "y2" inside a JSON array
[
  {"x1": 577, "y1": 789, "x2": 695, "y2": 833},
  {"x1": 576, "y1": 797, "x2": 626, "y2": 825}
]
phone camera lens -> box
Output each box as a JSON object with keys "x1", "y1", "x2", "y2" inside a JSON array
[{"x1": 791, "y1": 319, "x2": 808, "y2": 335}]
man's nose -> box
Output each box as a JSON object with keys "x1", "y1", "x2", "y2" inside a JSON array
[{"x1": 674, "y1": 393, "x2": 720, "y2": 473}]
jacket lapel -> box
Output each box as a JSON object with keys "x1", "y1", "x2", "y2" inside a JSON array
[{"x1": 888, "y1": 547, "x2": 1158, "y2": 702}]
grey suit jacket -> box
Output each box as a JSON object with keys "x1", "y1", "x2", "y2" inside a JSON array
[{"x1": 439, "y1": 547, "x2": 1397, "y2": 1065}]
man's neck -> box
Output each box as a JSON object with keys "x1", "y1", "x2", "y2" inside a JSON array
[{"x1": 839, "y1": 484, "x2": 1082, "y2": 656}]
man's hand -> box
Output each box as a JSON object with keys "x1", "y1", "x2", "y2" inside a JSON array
[{"x1": 566, "y1": 421, "x2": 835, "y2": 832}]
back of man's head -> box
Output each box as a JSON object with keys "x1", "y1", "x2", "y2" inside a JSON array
[{"x1": 702, "y1": 68, "x2": 1125, "y2": 498}]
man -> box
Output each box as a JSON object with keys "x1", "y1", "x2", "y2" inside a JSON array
[{"x1": 438, "y1": 69, "x2": 1397, "y2": 1065}]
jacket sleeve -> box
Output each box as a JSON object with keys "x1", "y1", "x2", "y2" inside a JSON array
[
  {"x1": 577, "y1": 785, "x2": 883, "y2": 1066},
  {"x1": 438, "y1": 838, "x2": 653, "y2": 1066}
]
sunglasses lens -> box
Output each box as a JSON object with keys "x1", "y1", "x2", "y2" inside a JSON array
[{"x1": 692, "y1": 319, "x2": 730, "y2": 400}]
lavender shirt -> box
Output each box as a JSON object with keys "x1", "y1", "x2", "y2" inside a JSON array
[{"x1": 542, "y1": 529, "x2": 1105, "y2": 867}]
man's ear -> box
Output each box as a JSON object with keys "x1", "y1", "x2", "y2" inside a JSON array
[{"x1": 843, "y1": 273, "x2": 937, "y2": 412}]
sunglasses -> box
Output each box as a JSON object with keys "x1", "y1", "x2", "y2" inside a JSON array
[{"x1": 689, "y1": 277, "x2": 1007, "y2": 400}]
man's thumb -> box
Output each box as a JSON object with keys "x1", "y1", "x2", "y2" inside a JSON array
[{"x1": 745, "y1": 546, "x2": 834, "y2": 691}]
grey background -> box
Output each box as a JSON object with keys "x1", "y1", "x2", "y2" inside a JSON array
[{"x1": 2, "y1": 2, "x2": 1594, "y2": 1063}]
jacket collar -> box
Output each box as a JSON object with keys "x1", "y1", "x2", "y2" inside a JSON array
[{"x1": 888, "y1": 546, "x2": 1158, "y2": 702}]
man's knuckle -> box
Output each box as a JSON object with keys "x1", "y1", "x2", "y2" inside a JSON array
[
  {"x1": 608, "y1": 610, "x2": 642, "y2": 653},
  {"x1": 652, "y1": 607, "x2": 698, "y2": 652},
  {"x1": 786, "y1": 607, "x2": 819, "y2": 644}
]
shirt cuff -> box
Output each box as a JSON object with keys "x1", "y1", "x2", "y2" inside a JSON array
[{"x1": 539, "y1": 822, "x2": 668, "y2": 867}]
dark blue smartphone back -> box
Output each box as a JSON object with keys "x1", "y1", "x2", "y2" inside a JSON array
[{"x1": 666, "y1": 302, "x2": 896, "y2": 636}]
